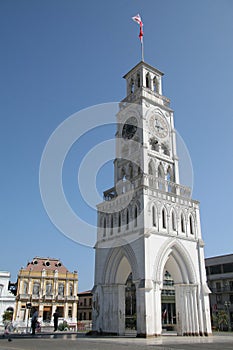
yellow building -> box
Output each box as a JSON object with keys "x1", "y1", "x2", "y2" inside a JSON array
[{"x1": 14, "y1": 257, "x2": 78, "y2": 329}]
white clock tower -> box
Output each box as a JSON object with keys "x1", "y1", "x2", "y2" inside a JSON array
[{"x1": 92, "y1": 61, "x2": 212, "y2": 337}]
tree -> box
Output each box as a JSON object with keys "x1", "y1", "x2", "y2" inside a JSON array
[
  {"x1": 2, "y1": 310, "x2": 13, "y2": 323},
  {"x1": 212, "y1": 310, "x2": 228, "y2": 331}
]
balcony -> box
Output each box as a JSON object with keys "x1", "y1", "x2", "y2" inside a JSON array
[
  {"x1": 103, "y1": 175, "x2": 191, "y2": 202},
  {"x1": 211, "y1": 286, "x2": 233, "y2": 293}
]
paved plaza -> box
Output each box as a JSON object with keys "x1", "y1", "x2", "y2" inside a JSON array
[{"x1": 0, "y1": 333, "x2": 233, "y2": 350}]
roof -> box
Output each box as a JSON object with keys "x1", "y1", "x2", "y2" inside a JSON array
[
  {"x1": 123, "y1": 61, "x2": 164, "y2": 79},
  {"x1": 23, "y1": 257, "x2": 69, "y2": 273},
  {"x1": 78, "y1": 290, "x2": 92, "y2": 296}
]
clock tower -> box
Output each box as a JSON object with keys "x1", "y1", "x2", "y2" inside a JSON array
[{"x1": 92, "y1": 61, "x2": 212, "y2": 337}]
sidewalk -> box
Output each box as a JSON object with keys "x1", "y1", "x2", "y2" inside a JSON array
[{"x1": 1, "y1": 332, "x2": 233, "y2": 350}]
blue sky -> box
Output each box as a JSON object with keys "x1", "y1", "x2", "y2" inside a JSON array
[{"x1": 1, "y1": 0, "x2": 233, "y2": 291}]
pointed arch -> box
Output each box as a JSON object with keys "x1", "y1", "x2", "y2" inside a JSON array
[
  {"x1": 126, "y1": 208, "x2": 129, "y2": 230},
  {"x1": 130, "y1": 78, "x2": 135, "y2": 93},
  {"x1": 153, "y1": 76, "x2": 157, "y2": 92},
  {"x1": 158, "y1": 163, "x2": 165, "y2": 178},
  {"x1": 134, "y1": 205, "x2": 138, "y2": 227},
  {"x1": 146, "y1": 72, "x2": 150, "y2": 89},
  {"x1": 118, "y1": 212, "x2": 121, "y2": 232},
  {"x1": 103, "y1": 243, "x2": 140, "y2": 284},
  {"x1": 153, "y1": 238, "x2": 197, "y2": 284},
  {"x1": 137, "y1": 73, "x2": 140, "y2": 88}
]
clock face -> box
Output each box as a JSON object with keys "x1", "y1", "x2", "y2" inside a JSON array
[
  {"x1": 122, "y1": 117, "x2": 138, "y2": 140},
  {"x1": 149, "y1": 114, "x2": 168, "y2": 138}
]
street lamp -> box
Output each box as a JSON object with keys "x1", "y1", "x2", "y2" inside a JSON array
[{"x1": 224, "y1": 301, "x2": 231, "y2": 332}]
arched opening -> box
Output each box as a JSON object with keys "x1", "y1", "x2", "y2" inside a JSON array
[
  {"x1": 189, "y1": 215, "x2": 194, "y2": 235},
  {"x1": 161, "y1": 271, "x2": 176, "y2": 331},
  {"x1": 118, "y1": 212, "x2": 121, "y2": 232},
  {"x1": 137, "y1": 73, "x2": 140, "y2": 88},
  {"x1": 162, "y1": 208, "x2": 167, "y2": 229},
  {"x1": 126, "y1": 209, "x2": 129, "y2": 230},
  {"x1": 146, "y1": 73, "x2": 150, "y2": 88},
  {"x1": 181, "y1": 214, "x2": 185, "y2": 233},
  {"x1": 103, "y1": 217, "x2": 106, "y2": 237},
  {"x1": 134, "y1": 205, "x2": 138, "y2": 227},
  {"x1": 130, "y1": 79, "x2": 134, "y2": 93},
  {"x1": 171, "y1": 211, "x2": 176, "y2": 231},
  {"x1": 158, "y1": 163, "x2": 165, "y2": 190},
  {"x1": 125, "y1": 272, "x2": 136, "y2": 330},
  {"x1": 153, "y1": 77, "x2": 157, "y2": 92},
  {"x1": 110, "y1": 215, "x2": 114, "y2": 235},
  {"x1": 152, "y1": 205, "x2": 156, "y2": 227}
]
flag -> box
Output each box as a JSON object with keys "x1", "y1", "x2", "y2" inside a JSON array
[{"x1": 132, "y1": 14, "x2": 143, "y2": 42}]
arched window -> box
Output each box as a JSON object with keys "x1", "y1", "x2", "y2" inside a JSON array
[
  {"x1": 152, "y1": 206, "x2": 156, "y2": 227},
  {"x1": 146, "y1": 73, "x2": 150, "y2": 88},
  {"x1": 130, "y1": 79, "x2": 134, "y2": 93},
  {"x1": 103, "y1": 217, "x2": 106, "y2": 237},
  {"x1": 126, "y1": 209, "x2": 129, "y2": 230},
  {"x1": 134, "y1": 205, "x2": 138, "y2": 227},
  {"x1": 137, "y1": 73, "x2": 140, "y2": 87},
  {"x1": 162, "y1": 208, "x2": 167, "y2": 229},
  {"x1": 172, "y1": 211, "x2": 176, "y2": 231},
  {"x1": 118, "y1": 212, "x2": 121, "y2": 232},
  {"x1": 46, "y1": 282, "x2": 52, "y2": 296},
  {"x1": 129, "y1": 163, "x2": 133, "y2": 179},
  {"x1": 158, "y1": 163, "x2": 165, "y2": 190},
  {"x1": 181, "y1": 214, "x2": 185, "y2": 233},
  {"x1": 110, "y1": 215, "x2": 114, "y2": 235},
  {"x1": 58, "y1": 283, "x2": 64, "y2": 296},
  {"x1": 153, "y1": 77, "x2": 157, "y2": 92},
  {"x1": 189, "y1": 215, "x2": 194, "y2": 234}
]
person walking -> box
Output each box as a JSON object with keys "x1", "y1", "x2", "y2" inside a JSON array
[
  {"x1": 31, "y1": 308, "x2": 38, "y2": 335},
  {"x1": 53, "y1": 309, "x2": 59, "y2": 332}
]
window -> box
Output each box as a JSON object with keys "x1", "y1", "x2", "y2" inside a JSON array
[
  {"x1": 83, "y1": 312, "x2": 86, "y2": 320},
  {"x1": 181, "y1": 214, "x2": 185, "y2": 233},
  {"x1": 216, "y1": 282, "x2": 221, "y2": 292},
  {"x1": 162, "y1": 208, "x2": 166, "y2": 229},
  {"x1": 23, "y1": 282, "x2": 28, "y2": 294},
  {"x1": 110, "y1": 215, "x2": 113, "y2": 235},
  {"x1": 69, "y1": 283, "x2": 73, "y2": 296},
  {"x1": 118, "y1": 213, "x2": 121, "y2": 232},
  {"x1": 103, "y1": 217, "x2": 106, "y2": 237},
  {"x1": 146, "y1": 73, "x2": 150, "y2": 88},
  {"x1": 84, "y1": 298, "x2": 86, "y2": 306},
  {"x1": 152, "y1": 206, "x2": 156, "y2": 227},
  {"x1": 153, "y1": 77, "x2": 157, "y2": 92},
  {"x1": 172, "y1": 211, "x2": 176, "y2": 231},
  {"x1": 126, "y1": 209, "x2": 129, "y2": 230},
  {"x1": 134, "y1": 206, "x2": 138, "y2": 227},
  {"x1": 0, "y1": 284, "x2": 3, "y2": 296},
  {"x1": 89, "y1": 298, "x2": 92, "y2": 306},
  {"x1": 210, "y1": 265, "x2": 222, "y2": 275},
  {"x1": 189, "y1": 215, "x2": 194, "y2": 234},
  {"x1": 58, "y1": 283, "x2": 64, "y2": 296},
  {"x1": 130, "y1": 79, "x2": 134, "y2": 93},
  {"x1": 68, "y1": 306, "x2": 72, "y2": 318},
  {"x1": 89, "y1": 312, "x2": 92, "y2": 320},
  {"x1": 223, "y1": 263, "x2": 233, "y2": 273},
  {"x1": 230, "y1": 281, "x2": 233, "y2": 291},
  {"x1": 33, "y1": 282, "x2": 40, "y2": 296},
  {"x1": 137, "y1": 74, "x2": 140, "y2": 88}
]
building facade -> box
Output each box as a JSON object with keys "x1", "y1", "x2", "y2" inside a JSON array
[
  {"x1": 205, "y1": 254, "x2": 233, "y2": 330},
  {"x1": 0, "y1": 272, "x2": 15, "y2": 326},
  {"x1": 14, "y1": 257, "x2": 78, "y2": 329},
  {"x1": 77, "y1": 290, "x2": 92, "y2": 322},
  {"x1": 93, "y1": 61, "x2": 212, "y2": 337}
]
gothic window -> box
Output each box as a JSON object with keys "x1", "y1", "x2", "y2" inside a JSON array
[
  {"x1": 130, "y1": 79, "x2": 134, "y2": 93},
  {"x1": 153, "y1": 77, "x2": 157, "y2": 92},
  {"x1": 126, "y1": 209, "x2": 129, "y2": 230},
  {"x1": 158, "y1": 163, "x2": 165, "y2": 190},
  {"x1": 146, "y1": 73, "x2": 150, "y2": 88},
  {"x1": 152, "y1": 206, "x2": 156, "y2": 227},
  {"x1": 137, "y1": 73, "x2": 140, "y2": 87},
  {"x1": 134, "y1": 205, "x2": 138, "y2": 227},
  {"x1": 181, "y1": 214, "x2": 185, "y2": 233},
  {"x1": 189, "y1": 215, "x2": 194, "y2": 234},
  {"x1": 162, "y1": 208, "x2": 167, "y2": 229},
  {"x1": 118, "y1": 212, "x2": 121, "y2": 232},
  {"x1": 171, "y1": 211, "x2": 176, "y2": 231},
  {"x1": 110, "y1": 215, "x2": 114, "y2": 235},
  {"x1": 103, "y1": 217, "x2": 106, "y2": 237}
]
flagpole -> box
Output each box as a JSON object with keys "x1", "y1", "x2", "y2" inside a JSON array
[{"x1": 141, "y1": 38, "x2": 144, "y2": 62}]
